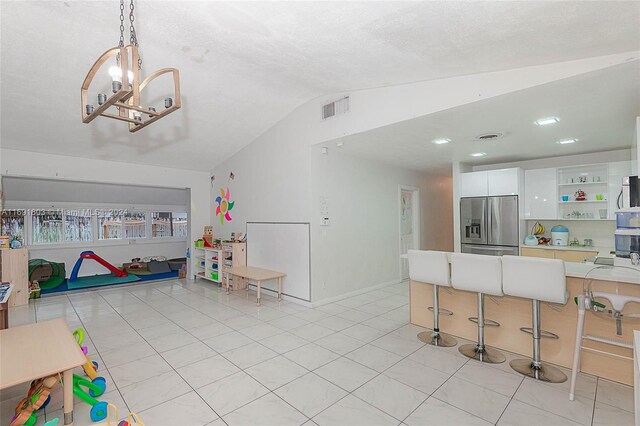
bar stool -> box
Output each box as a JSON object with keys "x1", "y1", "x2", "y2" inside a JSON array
[
  {"x1": 502, "y1": 255, "x2": 568, "y2": 383},
  {"x1": 450, "y1": 253, "x2": 505, "y2": 363},
  {"x1": 408, "y1": 250, "x2": 457, "y2": 347}
]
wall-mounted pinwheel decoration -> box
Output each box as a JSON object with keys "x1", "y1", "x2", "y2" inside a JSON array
[{"x1": 215, "y1": 187, "x2": 234, "y2": 225}]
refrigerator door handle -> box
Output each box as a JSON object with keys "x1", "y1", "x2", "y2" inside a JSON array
[
  {"x1": 464, "y1": 245, "x2": 506, "y2": 251},
  {"x1": 487, "y1": 197, "x2": 494, "y2": 245}
]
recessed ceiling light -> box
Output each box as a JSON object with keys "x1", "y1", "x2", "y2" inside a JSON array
[
  {"x1": 556, "y1": 138, "x2": 578, "y2": 145},
  {"x1": 535, "y1": 117, "x2": 560, "y2": 126},
  {"x1": 470, "y1": 152, "x2": 487, "y2": 157},
  {"x1": 337, "y1": 142, "x2": 344, "y2": 148},
  {"x1": 432, "y1": 138, "x2": 451, "y2": 145}
]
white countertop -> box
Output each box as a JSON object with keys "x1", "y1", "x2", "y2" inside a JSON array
[
  {"x1": 564, "y1": 262, "x2": 640, "y2": 285},
  {"x1": 520, "y1": 244, "x2": 614, "y2": 256}
]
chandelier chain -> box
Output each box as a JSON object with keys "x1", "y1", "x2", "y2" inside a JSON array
[
  {"x1": 119, "y1": 0, "x2": 125, "y2": 47},
  {"x1": 129, "y1": 0, "x2": 142, "y2": 69},
  {"x1": 116, "y1": 0, "x2": 125, "y2": 65}
]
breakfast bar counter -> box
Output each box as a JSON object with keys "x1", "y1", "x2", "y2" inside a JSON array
[{"x1": 410, "y1": 261, "x2": 640, "y2": 385}]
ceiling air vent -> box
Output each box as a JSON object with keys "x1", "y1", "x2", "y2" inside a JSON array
[
  {"x1": 475, "y1": 132, "x2": 504, "y2": 141},
  {"x1": 322, "y1": 96, "x2": 350, "y2": 120}
]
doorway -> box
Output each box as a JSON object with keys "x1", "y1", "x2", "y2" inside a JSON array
[{"x1": 399, "y1": 185, "x2": 420, "y2": 280}]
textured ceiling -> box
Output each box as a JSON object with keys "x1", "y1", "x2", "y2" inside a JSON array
[
  {"x1": 1, "y1": 1, "x2": 639, "y2": 171},
  {"x1": 335, "y1": 61, "x2": 640, "y2": 174}
]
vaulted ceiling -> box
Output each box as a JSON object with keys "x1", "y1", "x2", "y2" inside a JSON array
[
  {"x1": 1, "y1": 1, "x2": 639, "y2": 170},
  {"x1": 335, "y1": 61, "x2": 640, "y2": 174}
]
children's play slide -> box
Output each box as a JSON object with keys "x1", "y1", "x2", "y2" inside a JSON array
[{"x1": 68, "y1": 251, "x2": 139, "y2": 289}]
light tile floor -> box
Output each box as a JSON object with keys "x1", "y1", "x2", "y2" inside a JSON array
[{"x1": 0, "y1": 279, "x2": 635, "y2": 426}]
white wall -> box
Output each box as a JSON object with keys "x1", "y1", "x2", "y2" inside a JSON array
[
  {"x1": 209, "y1": 109, "x2": 312, "y2": 239},
  {"x1": 0, "y1": 149, "x2": 211, "y2": 277},
  {"x1": 310, "y1": 148, "x2": 452, "y2": 303}
]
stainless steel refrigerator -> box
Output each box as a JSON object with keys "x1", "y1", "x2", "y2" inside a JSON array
[{"x1": 460, "y1": 195, "x2": 519, "y2": 256}]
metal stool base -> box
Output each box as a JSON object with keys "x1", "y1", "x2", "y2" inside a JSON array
[
  {"x1": 510, "y1": 359, "x2": 567, "y2": 383},
  {"x1": 417, "y1": 331, "x2": 457, "y2": 347},
  {"x1": 458, "y1": 343, "x2": 506, "y2": 364}
]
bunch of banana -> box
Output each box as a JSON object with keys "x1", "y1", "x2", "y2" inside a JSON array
[{"x1": 531, "y1": 222, "x2": 545, "y2": 236}]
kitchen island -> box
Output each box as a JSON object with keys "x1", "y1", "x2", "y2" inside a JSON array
[{"x1": 410, "y1": 261, "x2": 640, "y2": 385}]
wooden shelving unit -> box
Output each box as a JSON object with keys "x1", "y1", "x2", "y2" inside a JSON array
[
  {"x1": 0, "y1": 248, "x2": 29, "y2": 307},
  {"x1": 221, "y1": 242, "x2": 246, "y2": 291},
  {"x1": 193, "y1": 246, "x2": 222, "y2": 284},
  {"x1": 193, "y1": 242, "x2": 246, "y2": 290}
]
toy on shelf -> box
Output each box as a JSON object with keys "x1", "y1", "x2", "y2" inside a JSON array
[{"x1": 10, "y1": 374, "x2": 59, "y2": 426}]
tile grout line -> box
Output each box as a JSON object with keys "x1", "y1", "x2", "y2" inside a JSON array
[
  {"x1": 494, "y1": 373, "x2": 526, "y2": 425},
  {"x1": 97, "y1": 285, "x2": 232, "y2": 422},
  {"x1": 591, "y1": 377, "x2": 598, "y2": 426},
  {"x1": 146, "y1": 283, "x2": 315, "y2": 424},
  {"x1": 32, "y1": 280, "x2": 487, "y2": 425},
  {"x1": 104, "y1": 281, "x2": 323, "y2": 423},
  {"x1": 47, "y1": 292, "x2": 133, "y2": 421}
]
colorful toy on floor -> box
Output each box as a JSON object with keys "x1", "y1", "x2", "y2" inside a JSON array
[
  {"x1": 70, "y1": 251, "x2": 127, "y2": 282},
  {"x1": 73, "y1": 328, "x2": 103, "y2": 382},
  {"x1": 10, "y1": 374, "x2": 59, "y2": 426},
  {"x1": 85, "y1": 403, "x2": 146, "y2": 426},
  {"x1": 72, "y1": 374, "x2": 109, "y2": 421},
  {"x1": 67, "y1": 251, "x2": 140, "y2": 289},
  {"x1": 28, "y1": 259, "x2": 66, "y2": 290}
]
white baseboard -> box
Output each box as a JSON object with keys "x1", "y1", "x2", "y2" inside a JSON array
[
  {"x1": 235, "y1": 279, "x2": 402, "y2": 309},
  {"x1": 310, "y1": 279, "x2": 401, "y2": 308}
]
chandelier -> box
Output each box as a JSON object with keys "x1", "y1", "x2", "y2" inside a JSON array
[{"x1": 81, "y1": 0, "x2": 181, "y2": 132}]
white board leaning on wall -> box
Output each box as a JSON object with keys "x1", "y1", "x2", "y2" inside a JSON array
[{"x1": 246, "y1": 222, "x2": 311, "y2": 302}]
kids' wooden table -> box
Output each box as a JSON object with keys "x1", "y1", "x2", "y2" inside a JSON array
[
  {"x1": 0, "y1": 318, "x2": 87, "y2": 426},
  {"x1": 225, "y1": 265, "x2": 286, "y2": 306}
]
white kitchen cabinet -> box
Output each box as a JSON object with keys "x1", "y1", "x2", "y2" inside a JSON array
[
  {"x1": 460, "y1": 171, "x2": 488, "y2": 197},
  {"x1": 488, "y1": 168, "x2": 520, "y2": 196},
  {"x1": 524, "y1": 168, "x2": 557, "y2": 219}
]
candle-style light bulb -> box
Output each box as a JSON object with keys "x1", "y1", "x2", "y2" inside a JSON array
[{"x1": 109, "y1": 66, "x2": 123, "y2": 93}]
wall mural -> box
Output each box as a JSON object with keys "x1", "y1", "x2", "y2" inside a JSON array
[{"x1": 215, "y1": 187, "x2": 235, "y2": 225}]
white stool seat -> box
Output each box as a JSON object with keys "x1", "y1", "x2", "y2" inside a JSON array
[
  {"x1": 408, "y1": 250, "x2": 451, "y2": 287},
  {"x1": 451, "y1": 253, "x2": 503, "y2": 296},
  {"x1": 502, "y1": 255, "x2": 568, "y2": 383},
  {"x1": 450, "y1": 253, "x2": 505, "y2": 364},
  {"x1": 502, "y1": 255, "x2": 567, "y2": 304},
  {"x1": 408, "y1": 250, "x2": 457, "y2": 348}
]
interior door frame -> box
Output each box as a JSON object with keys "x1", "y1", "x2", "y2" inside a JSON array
[{"x1": 399, "y1": 184, "x2": 420, "y2": 280}]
